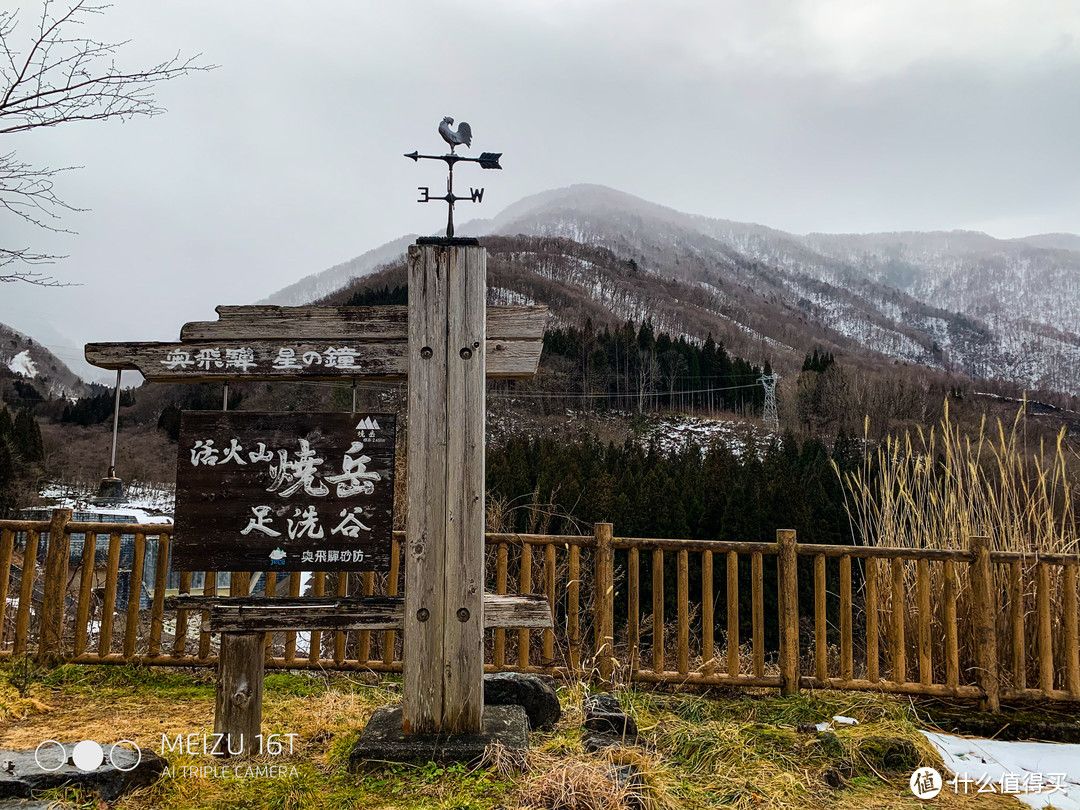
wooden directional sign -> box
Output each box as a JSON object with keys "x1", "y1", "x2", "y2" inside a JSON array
[
  {"x1": 85, "y1": 305, "x2": 547, "y2": 382},
  {"x1": 173, "y1": 411, "x2": 396, "y2": 572}
]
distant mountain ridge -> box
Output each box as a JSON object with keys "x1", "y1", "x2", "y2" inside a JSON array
[{"x1": 262, "y1": 184, "x2": 1080, "y2": 395}]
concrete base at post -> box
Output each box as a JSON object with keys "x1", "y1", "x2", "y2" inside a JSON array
[{"x1": 348, "y1": 705, "x2": 527, "y2": 766}]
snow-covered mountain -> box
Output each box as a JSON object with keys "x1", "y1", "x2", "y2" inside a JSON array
[
  {"x1": 1, "y1": 322, "x2": 90, "y2": 399},
  {"x1": 262, "y1": 184, "x2": 1080, "y2": 395}
]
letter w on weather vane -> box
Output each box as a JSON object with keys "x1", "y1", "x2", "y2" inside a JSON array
[{"x1": 405, "y1": 116, "x2": 502, "y2": 237}]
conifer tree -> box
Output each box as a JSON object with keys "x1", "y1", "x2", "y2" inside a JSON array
[{"x1": 12, "y1": 409, "x2": 43, "y2": 462}]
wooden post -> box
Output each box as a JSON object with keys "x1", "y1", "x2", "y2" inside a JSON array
[
  {"x1": 677, "y1": 548, "x2": 689, "y2": 675},
  {"x1": 1037, "y1": 562, "x2": 1053, "y2": 693},
  {"x1": 494, "y1": 542, "x2": 507, "y2": 668},
  {"x1": 13, "y1": 529, "x2": 39, "y2": 657},
  {"x1": 403, "y1": 242, "x2": 486, "y2": 734},
  {"x1": 944, "y1": 559, "x2": 959, "y2": 690},
  {"x1": 214, "y1": 632, "x2": 265, "y2": 756},
  {"x1": 917, "y1": 557, "x2": 931, "y2": 686},
  {"x1": 382, "y1": 538, "x2": 401, "y2": 668},
  {"x1": 777, "y1": 529, "x2": 799, "y2": 695},
  {"x1": 543, "y1": 544, "x2": 556, "y2": 665},
  {"x1": 627, "y1": 546, "x2": 639, "y2": 674},
  {"x1": 866, "y1": 557, "x2": 879, "y2": 682},
  {"x1": 594, "y1": 523, "x2": 614, "y2": 682},
  {"x1": 969, "y1": 535, "x2": 999, "y2": 712},
  {"x1": 652, "y1": 548, "x2": 664, "y2": 674},
  {"x1": 726, "y1": 550, "x2": 738, "y2": 677},
  {"x1": 73, "y1": 531, "x2": 97, "y2": 657},
  {"x1": 814, "y1": 554, "x2": 827, "y2": 682},
  {"x1": 1064, "y1": 562, "x2": 1079, "y2": 699},
  {"x1": 701, "y1": 550, "x2": 713, "y2": 674},
  {"x1": 569, "y1": 544, "x2": 581, "y2": 673},
  {"x1": 39, "y1": 508, "x2": 73, "y2": 662},
  {"x1": 890, "y1": 558, "x2": 905, "y2": 684},
  {"x1": 0, "y1": 529, "x2": 15, "y2": 649},
  {"x1": 1009, "y1": 560, "x2": 1025, "y2": 691},
  {"x1": 752, "y1": 551, "x2": 764, "y2": 678},
  {"x1": 840, "y1": 554, "x2": 852, "y2": 681},
  {"x1": 518, "y1": 545, "x2": 532, "y2": 670}
]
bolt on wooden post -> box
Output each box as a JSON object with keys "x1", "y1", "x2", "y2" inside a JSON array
[{"x1": 404, "y1": 241, "x2": 486, "y2": 734}]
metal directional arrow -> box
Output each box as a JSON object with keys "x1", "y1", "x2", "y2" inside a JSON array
[{"x1": 406, "y1": 118, "x2": 502, "y2": 237}]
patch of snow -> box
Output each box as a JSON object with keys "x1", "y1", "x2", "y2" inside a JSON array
[
  {"x1": 921, "y1": 731, "x2": 1080, "y2": 810},
  {"x1": 7, "y1": 349, "x2": 37, "y2": 377}
]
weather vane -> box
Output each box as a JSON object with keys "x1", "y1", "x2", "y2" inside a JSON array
[{"x1": 405, "y1": 116, "x2": 502, "y2": 238}]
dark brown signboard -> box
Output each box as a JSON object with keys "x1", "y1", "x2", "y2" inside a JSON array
[{"x1": 173, "y1": 412, "x2": 396, "y2": 572}]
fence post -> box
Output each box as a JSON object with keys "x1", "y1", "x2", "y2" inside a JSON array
[
  {"x1": 777, "y1": 529, "x2": 800, "y2": 695},
  {"x1": 39, "y1": 508, "x2": 73, "y2": 663},
  {"x1": 593, "y1": 522, "x2": 614, "y2": 683},
  {"x1": 969, "y1": 535, "x2": 1000, "y2": 713}
]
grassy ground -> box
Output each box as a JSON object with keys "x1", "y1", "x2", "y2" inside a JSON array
[{"x1": 1, "y1": 661, "x2": 1023, "y2": 810}]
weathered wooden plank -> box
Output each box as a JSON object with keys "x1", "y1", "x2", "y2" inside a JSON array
[
  {"x1": 85, "y1": 338, "x2": 542, "y2": 381},
  {"x1": 403, "y1": 243, "x2": 449, "y2": 735},
  {"x1": 200, "y1": 594, "x2": 551, "y2": 633},
  {"x1": 180, "y1": 304, "x2": 548, "y2": 342},
  {"x1": 441, "y1": 244, "x2": 486, "y2": 733}
]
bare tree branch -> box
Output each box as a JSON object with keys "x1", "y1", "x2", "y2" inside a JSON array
[{"x1": 1, "y1": 1, "x2": 214, "y2": 285}]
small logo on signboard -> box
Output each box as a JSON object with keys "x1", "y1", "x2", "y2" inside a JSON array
[{"x1": 269, "y1": 548, "x2": 286, "y2": 565}]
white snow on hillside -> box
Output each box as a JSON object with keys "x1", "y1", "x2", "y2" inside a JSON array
[{"x1": 7, "y1": 349, "x2": 37, "y2": 377}]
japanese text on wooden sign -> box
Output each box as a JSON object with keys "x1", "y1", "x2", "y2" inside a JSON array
[{"x1": 173, "y1": 412, "x2": 396, "y2": 572}]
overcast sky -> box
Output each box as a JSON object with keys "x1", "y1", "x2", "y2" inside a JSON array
[{"x1": 3, "y1": 0, "x2": 1079, "y2": 382}]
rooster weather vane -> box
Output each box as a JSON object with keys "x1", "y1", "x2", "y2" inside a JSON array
[{"x1": 406, "y1": 116, "x2": 502, "y2": 238}]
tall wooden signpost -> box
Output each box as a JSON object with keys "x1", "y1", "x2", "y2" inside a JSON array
[{"x1": 85, "y1": 119, "x2": 548, "y2": 753}]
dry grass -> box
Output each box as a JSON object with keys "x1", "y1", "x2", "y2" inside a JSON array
[
  {"x1": 837, "y1": 400, "x2": 1080, "y2": 685},
  {"x1": 0, "y1": 663, "x2": 1035, "y2": 809}
]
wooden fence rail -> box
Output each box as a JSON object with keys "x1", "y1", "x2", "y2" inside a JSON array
[{"x1": 1, "y1": 511, "x2": 1078, "y2": 709}]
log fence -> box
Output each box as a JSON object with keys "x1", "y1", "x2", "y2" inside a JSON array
[{"x1": 1, "y1": 510, "x2": 1078, "y2": 709}]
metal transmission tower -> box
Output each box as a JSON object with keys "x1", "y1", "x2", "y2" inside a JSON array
[{"x1": 759, "y1": 372, "x2": 779, "y2": 430}]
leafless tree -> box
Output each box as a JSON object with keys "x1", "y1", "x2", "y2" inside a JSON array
[{"x1": 1, "y1": 1, "x2": 211, "y2": 284}]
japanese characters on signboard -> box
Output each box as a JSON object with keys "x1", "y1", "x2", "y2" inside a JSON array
[{"x1": 173, "y1": 412, "x2": 396, "y2": 572}]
